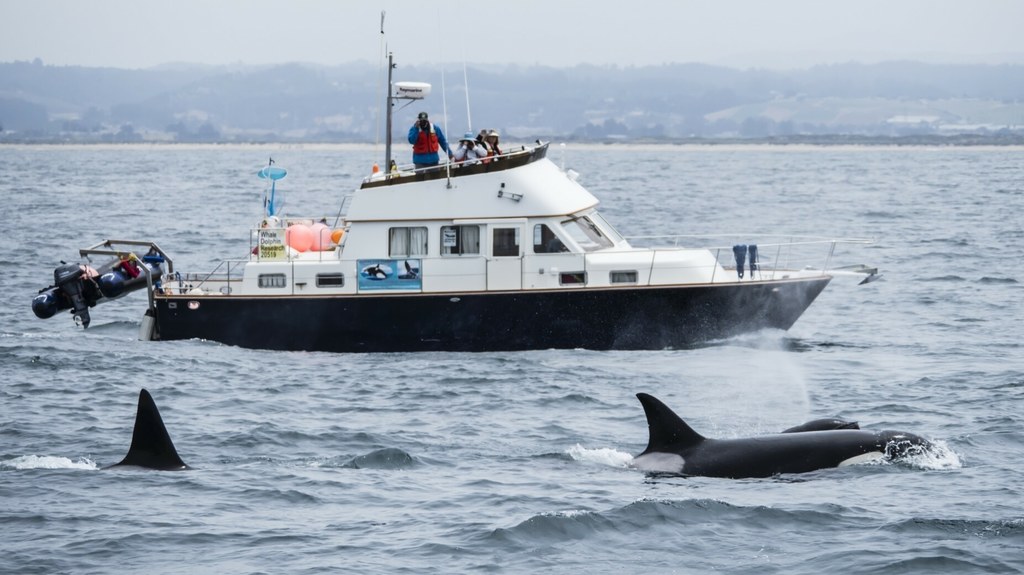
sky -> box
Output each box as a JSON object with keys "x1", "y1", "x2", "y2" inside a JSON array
[{"x1": 4, "y1": 0, "x2": 1023, "y2": 70}]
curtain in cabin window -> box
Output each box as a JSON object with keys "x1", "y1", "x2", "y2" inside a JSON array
[
  {"x1": 389, "y1": 227, "x2": 428, "y2": 256},
  {"x1": 441, "y1": 225, "x2": 481, "y2": 255}
]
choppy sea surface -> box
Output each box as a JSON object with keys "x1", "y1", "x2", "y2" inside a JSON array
[{"x1": 1, "y1": 143, "x2": 1022, "y2": 574}]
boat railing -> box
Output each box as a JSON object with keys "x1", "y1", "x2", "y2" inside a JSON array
[
  {"x1": 79, "y1": 239, "x2": 174, "y2": 274},
  {"x1": 78, "y1": 239, "x2": 173, "y2": 313},
  {"x1": 360, "y1": 142, "x2": 549, "y2": 188},
  {"x1": 628, "y1": 235, "x2": 875, "y2": 282},
  {"x1": 167, "y1": 258, "x2": 247, "y2": 295}
]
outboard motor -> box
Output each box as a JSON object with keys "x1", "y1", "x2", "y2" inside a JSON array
[{"x1": 53, "y1": 263, "x2": 92, "y2": 328}]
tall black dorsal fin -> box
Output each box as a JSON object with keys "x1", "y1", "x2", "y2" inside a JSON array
[
  {"x1": 636, "y1": 393, "x2": 706, "y2": 455},
  {"x1": 108, "y1": 389, "x2": 189, "y2": 470}
]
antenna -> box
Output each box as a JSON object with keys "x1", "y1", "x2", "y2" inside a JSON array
[
  {"x1": 376, "y1": 12, "x2": 432, "y2": 176},
  {"x1": 385, "y1": 51, "x2": 395, "y2": 171},
  {"x1": 375, "y1": 11, "x2": 387, "y2": 157},
  {"x1": 437, "y1": 9, "x2": 452, "y2": 187},
  {"x1": 463, "y1": 61, "x2": 472, "y2": 134}
]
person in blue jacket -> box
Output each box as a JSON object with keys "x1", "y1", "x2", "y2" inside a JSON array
[{"x1": 408, "y1": 112, "x2": 453, "y2": 169}]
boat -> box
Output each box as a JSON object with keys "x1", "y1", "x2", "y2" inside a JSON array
[{"x1": 32, "y1": 54, "x2": 878, "y2": 353}]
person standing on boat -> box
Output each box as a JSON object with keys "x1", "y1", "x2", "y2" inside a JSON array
[
  {"x1": 475, "y1": 129, "x2": 493, "y2": 163},
  {"x1": 475, "y1": 129, "x2": 491, "y2": 151},
  {"x1": 485, "y1": 129, "x2": 502, "y2": 157},
  {"x1": 408, "y1": 112, "x2": 452, "y2": 170},
  {"x1": 453, "y1": 132, "x2": 488, "y2": 165}
]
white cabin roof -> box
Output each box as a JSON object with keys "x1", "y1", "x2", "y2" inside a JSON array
[{"x1": 346, "y1": 155, "x2": 598, "y2": 223}]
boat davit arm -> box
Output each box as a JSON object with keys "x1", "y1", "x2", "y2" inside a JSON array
[
  {"x1": 78, "y1": 240, "x2": 175, "y2": 316},
  {"x1": 33, "y1": 240, "x2": 173, "y2": 328}
]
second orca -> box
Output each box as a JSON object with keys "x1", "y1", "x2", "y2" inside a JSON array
[{"x1": 632, "y1": 392, "x2": 931, "y2": 479}]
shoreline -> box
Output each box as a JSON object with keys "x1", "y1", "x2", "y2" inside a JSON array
[{"x1": 3, "y1": 141, "x2": 1023, "y2": 152}]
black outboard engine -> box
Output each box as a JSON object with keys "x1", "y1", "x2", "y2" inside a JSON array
[{"x1": 53, "y1": 263, "x2": 92, "y2": 328}]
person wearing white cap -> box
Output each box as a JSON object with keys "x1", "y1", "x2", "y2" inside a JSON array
[
  {"x1": 485, "y1": 129, "x2": 502, "y2": 158},
  {"x1": 452, "y1": 131, "x2": 488, "y2": 165}
]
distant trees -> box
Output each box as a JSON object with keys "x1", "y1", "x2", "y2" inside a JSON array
[
  {"x1": 114, "y1": 123, "x2": 142, "y2": 142},
  {"x1": 0, "y1": 97, "x2": 48, "y2": 131},
  {"x1": 2, "y1": 60, "x2": 1023, "y2": 142}
]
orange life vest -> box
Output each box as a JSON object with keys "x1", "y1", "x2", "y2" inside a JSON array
[{"x1": 412, "y1": 124, "x2": 440, "y2": 154}]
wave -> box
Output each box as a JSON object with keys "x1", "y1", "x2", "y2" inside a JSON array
[
  {"x1": 487, "y1": 498, "x2": 865, "y2": 547},
  {"x1": 1, "y1": 455, "x2": 98, "y2": 470},
  {"x1": 849, "y1": 439, "x2": 963, "y2": 471},
  {"x1": 565, "y1": 444, "x2": 634, "y2": 468}
]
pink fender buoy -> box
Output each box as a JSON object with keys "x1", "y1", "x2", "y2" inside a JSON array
[
  {"x1": 285, "y1": 224, "x2": 314, "y2": 253},
  {"x1": 310, "y1": 222, "x2": 331, "y2": 251}
]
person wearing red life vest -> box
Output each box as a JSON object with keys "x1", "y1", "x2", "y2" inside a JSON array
[{"x1": 408, "y1": 111, "x2": 452, "y2": 170}]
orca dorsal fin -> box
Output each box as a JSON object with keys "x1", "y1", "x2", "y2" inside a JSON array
[
  {"x1": 636, "y1": 393, "x2": 706, "y2": 455},
  {"x1": 108, "y1": 389, "x2": 189, "y2": 471}
]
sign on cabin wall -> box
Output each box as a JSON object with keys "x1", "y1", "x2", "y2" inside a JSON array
[
  {"x1": 258, "y1": 228, "x2": 287, "y2": 261},
  {"x1": 442, "y1": 228, "x2": 458, "y2": 247},
  {"x1": 357, "y1": 259, "x2": 422, "y2": 291}
]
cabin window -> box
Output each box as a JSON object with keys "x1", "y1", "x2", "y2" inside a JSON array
[
  {"x1": 610, "y1": 271, "x2": 638, "y2": 284},
  {"x1": 441, "y1": 225, "x2": 481, "y2": 256},
  {"x1": 533, "y1": 224, "x2": 567, "y2": 253},
  {"x1": 559, "y1": 272, "x2": 587, "y2": 285},
  {"x1": 562, "y1": 216, "x2": 614, "y2": 252},
  {"x1": 492, "y1": 227, "x2": 520, "y2": 257},
  {"x1": 389, "y1": 226, "x2": 428, "y2": 257},
  {"x1": 587, "y1": 211, "x2": 625, "y2": 244},
  {"x1": 258, "y1": 273, "x2": 287, "y2": 288},
  {"x1": 316, "y1": 273, "x2": 345, "y2": 287}
]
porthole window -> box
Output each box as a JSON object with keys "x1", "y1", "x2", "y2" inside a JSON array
[
  {"x1": 610, "y1": 271, "x2": 638, "y2": 284},
  {"x1": 559, "y1": 272, "x2": 586, "y2": 285},
  {"x1": 316, "y1": 273, "x2": 345, "y2": 287},
  {"x1": 258, "y1": 274, "x2": 287, "y2": 288}
]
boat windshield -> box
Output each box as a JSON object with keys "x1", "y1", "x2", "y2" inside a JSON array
[
  {"x1": 561, "y1": 215, "x2": 615, "y2": 252},
  {"x1": 586, "y1": 211, "x2": 624, "y2": 244}
]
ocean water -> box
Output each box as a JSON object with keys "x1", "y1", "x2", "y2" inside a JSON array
[{"x1": 1, "y1": 143, "x2": 1022, "y2": 574}]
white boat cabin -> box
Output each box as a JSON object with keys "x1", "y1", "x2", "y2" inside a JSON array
[{"x1": 219, "y1": 144, "x2": 725, "y2": 298}]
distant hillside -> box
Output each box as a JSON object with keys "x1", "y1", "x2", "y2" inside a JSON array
[{"x1": 2, "y1": 59, "x2": 1023, "y2": 143}]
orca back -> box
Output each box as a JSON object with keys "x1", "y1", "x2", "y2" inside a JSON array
[
  {"x1": 107, "y1": 389, "x2": 189, "y2": 471},
  {"x1": 782, "y1": 418, "x2": 860, "y2": 433}
]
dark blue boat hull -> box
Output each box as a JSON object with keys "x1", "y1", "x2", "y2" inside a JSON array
[{"x1": 153, "y1": 277, "x2": 830, "y2": 352}]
